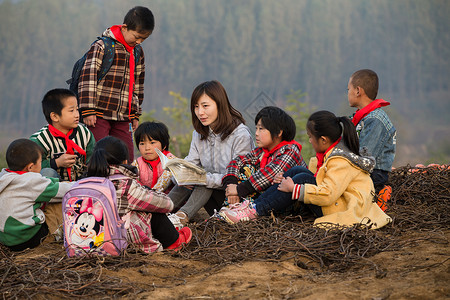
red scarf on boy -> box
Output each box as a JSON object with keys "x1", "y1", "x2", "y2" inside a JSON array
[
  {"x1": 352, "y1": 99, "x2": 390, "y2": 126},
  {"x1": 260, "y1": 140, "x2": 302, "y2": 169},
  {"x1": 110, "y1": 25, "x2": 136, "y2": 120},
  {"x1": 314, "y1": 137, "x2": 341, "y2": 176},
  {"x1": 48, "y1": 125, "x2": 86, "y2": 181},
  {"x1": 5, "y1": 169, "x2": 26, "y2": 175},
  {"x1": 142, "y1": 150, "x2": 170, "y2": 188}
]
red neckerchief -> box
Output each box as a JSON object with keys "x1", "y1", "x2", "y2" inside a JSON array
[
  {"x1": 5, "y1": 169, "x2": 27, "y2": 175},
  {"x1": 142, "y1": 150, "x2": 170, "y2": 188},
  {"x1": 48, "y1": 125, "x2": 86, "y2": 181},
  {"x1": 352, "y1": 99, "x2": 390, "y2": 126},
  {"x1": 111, "y1": 25, "x2": 135, "y2": 121},
  {"x1": 315, "y1": 137, "x2": 341, "y2": 176},
  {"x1": 260, "y1": 140, "x2": 302, "y2": 169}
]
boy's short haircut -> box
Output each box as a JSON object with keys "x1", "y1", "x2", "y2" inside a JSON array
[
  {"x1": 6, "y1": 139, "x2": 44, "y2": 171},
  {"x1": 134, "y1": 121, "x2": 170, "y2": 151},
  {"x1": 350, "y1": 69, "x2": 379, "y2": 100},
  {"x1": 124, "y1": 6, "x2": 155, "y2": 33},
  {"x1": 255, "y1": 106, "x2": 296, "y2": 141},
  {"x1": 42, "y1": 88, "x2": 76, "y2": 125}
]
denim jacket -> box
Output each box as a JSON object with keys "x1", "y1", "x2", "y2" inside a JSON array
[{"x1": 355, "y1": 108, "x2": 396, "y2": 172}]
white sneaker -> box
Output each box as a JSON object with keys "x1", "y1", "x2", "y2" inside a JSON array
[{"x1": 168, "y1": 212, "x2": 188, "y2": 230}]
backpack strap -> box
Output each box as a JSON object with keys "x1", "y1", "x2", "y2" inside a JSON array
[
  {"x1": 134, "y1": 44, "x2": 142, "y2": 65},
  {"x1": 97, "y1": 36, "x2": 115, "y2": 82}
]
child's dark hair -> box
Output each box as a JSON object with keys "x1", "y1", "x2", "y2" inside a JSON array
[
  {"x1": 255, "y1": 106, "x2": 296, "y2": 141},
  {"x1": 86, "y1": 136, "x2": 129, "y2": 178},
  {"x1": 350, "y1": 69, "x2": 379, "y2": 100},
  {"x1": 307, "y1": 111, "x2": 360, "y2": 155},
  {"x1": 134, "y1": 121, "x2": 170, "y2": 150},
  {"x1": 6, "y1": 139, "x2": 44, "y2": 171},
  {"x1": 124, "y1": 6, "x2": 155, "y2": 33},
  {"x1": 191, "y1": 80, "x2": 245, "y2": 141},
  {"x1": 42, "y1": 88, "x2": 76, "y2": 125}
]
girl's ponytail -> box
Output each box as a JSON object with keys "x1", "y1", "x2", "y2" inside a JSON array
[
  {"x1": 86, "y1": 148, "x2": 110, "y2": 177},
  {"x1": 338, "y1": 116, "x2": 360, "y2": 155},
  {"x1": 86, "y1": 136, "x2": 129, "y2": 178},
  {"x1": 307, "y1": 111, "x2": 360, "y2": 155}
]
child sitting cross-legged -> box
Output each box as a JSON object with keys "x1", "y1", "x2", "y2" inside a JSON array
[
  {"x1": 86, "y1": 136, "x2": 191, "y2": 252},
  {"x1": 132, "y1": 121, "x2": 175, "y2": 193},
  {"x1": 220, "y1": 111, "x2": 391, "y2": 229},
  {"x1": 0, "y1": 139, "x2": 73, "y2": 251},
  {"x1": 220, "y1": 106, "x2": 307, "y2": 221}
]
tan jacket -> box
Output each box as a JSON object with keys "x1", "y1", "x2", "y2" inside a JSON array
[{"x1": 302, "y1": 143, "x2": 391, "y2": 229}]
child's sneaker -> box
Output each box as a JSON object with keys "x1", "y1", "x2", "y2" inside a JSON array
[
  {"x1": 376, "y1": 185, "x2": 391, "y2": 212},
  {"x1": 168, "y1": 211, "x2": 188, "y2": 230},
  {"x1": 167, "y1": 227, "x2": 192, "y2": 251},
  {"x1": 219, "y1": 200, "x2": 258, "y2": 224}
]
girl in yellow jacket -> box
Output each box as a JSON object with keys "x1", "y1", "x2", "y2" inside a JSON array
[
  {"x1": 219, "y1": 110, "x2": 391, "y2": 229},
  {"x1": 277, "y1": 110, "x2": 391, "y2": 229}
]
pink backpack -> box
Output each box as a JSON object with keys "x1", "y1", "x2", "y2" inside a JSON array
[{"x1": 62, "y1": 176, "x2": 128, "y2": 257}]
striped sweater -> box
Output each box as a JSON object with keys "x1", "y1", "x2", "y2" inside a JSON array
[
  {"x1": 30, "y1": 124, "x2": 95, "y2": 181},
  {"x1": 0, "y1": 169, "x2": 73, "y2": 246}
]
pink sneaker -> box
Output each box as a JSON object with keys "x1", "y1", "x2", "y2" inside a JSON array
[{"x1": 219, "y1": 200, "x2": 258, "y2": 224}]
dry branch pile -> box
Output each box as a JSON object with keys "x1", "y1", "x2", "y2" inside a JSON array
[{"x1": 1, "y1": 165, "x2": 448, "y2": 299}]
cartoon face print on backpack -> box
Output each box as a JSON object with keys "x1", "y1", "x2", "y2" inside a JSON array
[{"x1": 71, "y1": 198, "x2": 104, "y2": 249}]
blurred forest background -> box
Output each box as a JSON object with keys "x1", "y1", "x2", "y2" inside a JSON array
[{"x1": 0, "y1": 0, "x2": 449, "y2": 166}]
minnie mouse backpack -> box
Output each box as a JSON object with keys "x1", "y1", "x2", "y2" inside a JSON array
[{"x1": 62, "y1": 176, "x2": 128, "y2": 257}]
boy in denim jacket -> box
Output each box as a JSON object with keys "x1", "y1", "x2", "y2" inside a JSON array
[{"x1": 347, "y1": 69, "x2": 396, "y2": 202}]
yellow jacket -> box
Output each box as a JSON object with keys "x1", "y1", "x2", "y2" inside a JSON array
[{"x1": 302, "y1": 143, "x2": 391, "y2": 229}]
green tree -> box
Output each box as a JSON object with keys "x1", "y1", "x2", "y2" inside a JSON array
[
  {"x1": 284, "y1": 90, "x2": 315, "y2": 163},
  {"x1": 162, "y1": 91, "x2": 192, "y2": 157}
]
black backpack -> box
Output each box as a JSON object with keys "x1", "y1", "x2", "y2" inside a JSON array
[{"x1": 66, "y1": 36, "x2": 142, "y2": 101}]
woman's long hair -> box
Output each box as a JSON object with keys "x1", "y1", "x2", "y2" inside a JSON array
[{"x1": 191, "y1": 80, "x2": 245, "y2": 140}]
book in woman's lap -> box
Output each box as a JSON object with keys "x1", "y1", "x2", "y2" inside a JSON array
[{"x1": 156, "y1": 148, "x2": 207, "y2": 186}]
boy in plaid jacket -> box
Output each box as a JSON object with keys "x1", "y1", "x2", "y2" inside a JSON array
[{"x1": 78, "y1": 6, "x2": 154, "y2": 161}]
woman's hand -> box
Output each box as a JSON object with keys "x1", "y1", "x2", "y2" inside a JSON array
[{"x1": 277, "y1": 176, "x2": 295, "y2": 193}]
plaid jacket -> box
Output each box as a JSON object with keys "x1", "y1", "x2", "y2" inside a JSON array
[
  {"x1": 223, "y1": 143, "x2": 307, "y2": 198},
  {"x1": 78, "y1": 28, "x2": 145, "y2": 121},
  {"x1": 108, "y1": 165, "x2": 174, "y2": 253}
]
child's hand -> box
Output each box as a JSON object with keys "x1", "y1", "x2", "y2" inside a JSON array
[
  {"x1": 278, "y1": 176, "x2": 294, "y2": 193},
  {"x1": 227, "y1": 195, "x2": 240, "y2": 204},
  {"x1": 83, "y1": 115, "x2": 97, "y2": 127},
  {"x1": 225, "y1": 184, "x2": 238, "y2": 197},
  {"x1": 56, "y1": 153, "x2": 78, "y2": 168},
  {"x1": 273, "y1": 172, "x2": 284, "y2": 184}
]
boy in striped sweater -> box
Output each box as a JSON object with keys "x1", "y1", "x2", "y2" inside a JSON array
[
  {"x1": 0, "y1": 139, "x2": 72, "y2": 251},
  {"x1": 30, "y1": 88, "x2": 95, "y2": 236}
]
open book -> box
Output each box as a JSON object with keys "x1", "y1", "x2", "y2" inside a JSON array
[{"x1": 155, "y1": 148, "x2": 207, "y2": 186}]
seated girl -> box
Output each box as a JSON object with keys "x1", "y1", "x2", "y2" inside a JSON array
[
  {"x1": 132, "y1": 121, "x2": 175, "y2": 193},
  {"x1": 86, "y1": 136, "x2": 191, "y2": 252},
  {"x1": 222, "y1": 106, "x2": 307, "y2": 208}
]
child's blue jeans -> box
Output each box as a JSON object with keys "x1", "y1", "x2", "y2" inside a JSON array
[{"x1": 254, "y1": 166, "x2": 322, "y2": 217}]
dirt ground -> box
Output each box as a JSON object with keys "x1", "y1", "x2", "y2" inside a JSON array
[
  {"x1": 2, "y1": 166, "x2": 449, "y2": 299},
  {"x1": 3, "y1": 213, "x2": 448, "y2": 300}
]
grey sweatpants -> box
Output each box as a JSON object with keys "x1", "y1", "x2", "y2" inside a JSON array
[{"x1": 168, "y1": 185, "x2": 225, "y2": 219}]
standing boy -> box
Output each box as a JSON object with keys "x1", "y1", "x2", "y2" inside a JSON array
[
  {"x1": 347, "y1": 69, "x2": 396, "y2": 205},
  {"x1": 0, "y1": 139, "x2": 72, "y2": 251},
  {"x1": 78, "y1": 6, "x2": 154, "y2": 161},
  {"x1": 30, "y1": 88, "x2": 95, "y2": 236}
]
